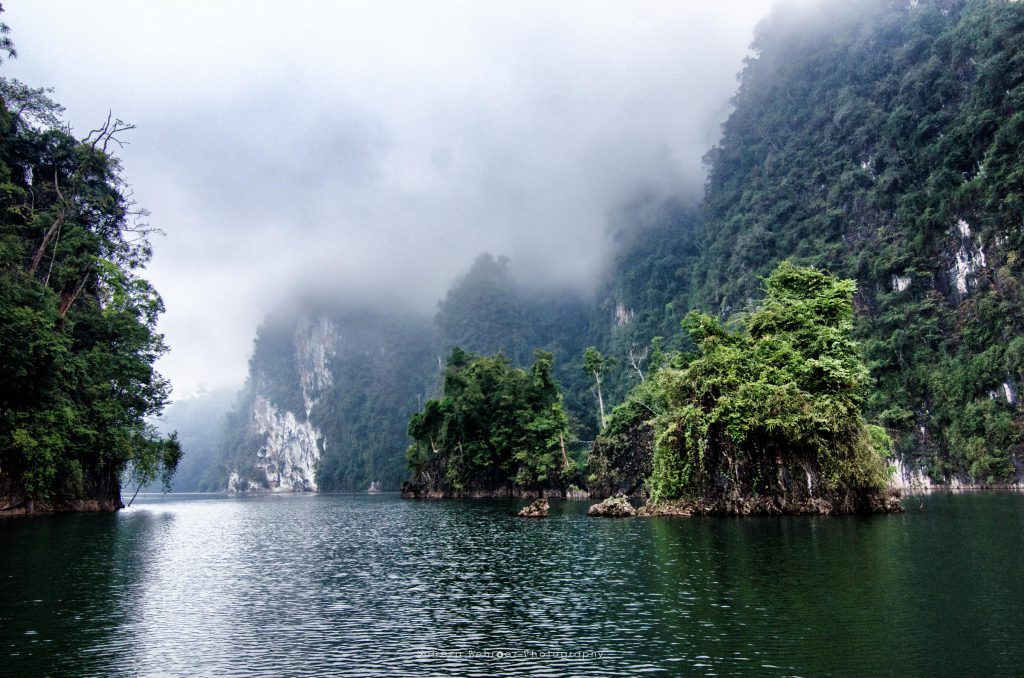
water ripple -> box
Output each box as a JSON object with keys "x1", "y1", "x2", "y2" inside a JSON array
[{"x1": 1, "y1": 492, "x2": 1023, "y2": 676}]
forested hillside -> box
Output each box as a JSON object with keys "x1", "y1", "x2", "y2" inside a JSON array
[
  {"x1": 216, "y1": 257, "x2": 592, "y2": 494},
  {"x1": 593, "y1": 0, "x2": 1024, "y2": 484},
  {"x1": 0, "y1": 17, "x2": 179, "y2": 512},
  {"x1": 221, "y1": 0, "x2": 1023, "y2": 493},
  {"x1": 214, "y1": 305, "x2": 436, "y2": 493},
  {"x1": 436, "y1": 253, "x2": 596, "y2": 435}
]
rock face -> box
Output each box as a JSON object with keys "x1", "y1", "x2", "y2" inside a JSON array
[
  {"x1": 518, "y1": 498, "x2": 549, "y2": 518},
  {"x1": 637, "y1": 491, "x2": 903, "y2": 517},
  {"x1": 227, "y1": 312, "x2": 334, "y2": 493},
  {"x1": 248, "y1": 394, "x2": 321, "y2": 492},
  {"x1": 586, "y1": 415, "x2": 653, "y2": 500},
  {"x1": 587, "y1": 495, "x2": 636, "y2": 517},
  {"x1": 0, "y1": 497, "x2": 123, "y2": 517},
  {"x1": 888, "y1": 456, "x2": 934, "y2": 493},
  {"x1": 224, "y1": 307, "x2": 437, "y2": 493}
]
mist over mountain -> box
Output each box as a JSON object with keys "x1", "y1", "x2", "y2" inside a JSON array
[
  {"x1": 5, "y1": 4, "x2": 1024, "y2": 674},
  {"x1": 2, "y1": 1, "x2": 773, "y2": 397},
  {"x1": 210, "y1": 0, "x2": 1024, "y2": 495}
]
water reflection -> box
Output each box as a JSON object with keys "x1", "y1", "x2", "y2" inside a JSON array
[
  {"x1": 1, "y1": 493, "x2": 1022, "y2": 676},
  {"x1": 0, "y1": 509, "x2": 172, "y2": 674}
]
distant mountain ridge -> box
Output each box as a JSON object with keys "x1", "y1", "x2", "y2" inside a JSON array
[{"x1": 207, "y1": 0, "x2": 1024, "y2": 493}]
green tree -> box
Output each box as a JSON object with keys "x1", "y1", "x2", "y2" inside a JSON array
[
  {"x1": 647, "y1": 263, "x2": 891, "y2": 510},
  {"x1": 406, "y1": 348, "x2": 573, "y2": 495},
  {"x1": 0, "y1": 15, "x2": 178, "y2": 511}
]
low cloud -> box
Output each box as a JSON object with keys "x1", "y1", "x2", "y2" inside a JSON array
[{"x1": 4, "y1": 0, "x2": 773, "y2": 395}]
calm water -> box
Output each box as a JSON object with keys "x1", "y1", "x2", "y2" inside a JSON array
[{"x1": 1, "y1": 492, "x2": 1022, "y2": 676}]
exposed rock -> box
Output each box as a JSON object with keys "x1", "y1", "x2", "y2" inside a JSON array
[
  {"x1": 249, "y1": 394, "x2": 320, "y2": 492},
  {"x1": 891, "y1": 274, "x2": 912, "y2": 292},
  {"x1": 1, "y1": 497, "x2": 123, "y2": 518},
  {"x1": 587, "y1": 495, "x2": 636, "y2": 517},
  {"x1": 294, "y1": 314, "x2": 337, "y2": 417},
  {"x1": 229, "y1": 312, "x2": 334, "y2": 493},
  {"x1": 888, "y1": 456, "x2": 934, "y2": 492},
  {"x1": 586, "y1": 418, "x2": 653, "y2": 501},
  {"x1": 614, "y1": 302, "x2": 634, "y2": 326},
  {"x1": 564, "y1": 486, "x2": 590, "y2": 500},
  {"x1": 400, "y1": 481, "x2": 585, "y2": 500},
  {"x1": 637, "y1": 491, "x2": 904, "y2": 517},
  {"x1": 950, "y1": 219, "x2": 987, "y2": 297},
  {"x1": 518, "y1": 498, "x2": 549, "y2": 518},
  {"x1": 2, "y1": 474, "x2": 124, "y2": 517}
]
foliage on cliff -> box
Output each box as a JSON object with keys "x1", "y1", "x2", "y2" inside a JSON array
[
  {"x1": 406, "y1": 348, "x2": 575, "y2": 495},
  {"x1": 211, "y1": 306, "x2": 436, "y2": 493},
  {"x1": 585, "y1": 375, "x2": 663, "y2": 499},
  {"x1": 435, "y1": 252, "x2": 595, "y2": 437},
  {"x1": 646, "y1": 263, "x2": 891, "y2": 507},
  {"x1": 592, "y1": 0, "x2": 1024, "y2": 484},
  {"x1": 313, "y1": 310, "x2": 436, "y2": 491},
  {"x1": 0, "y1": 21, "x2": 179, "y2": 510},
  {"x1": 698, "y1": 0, "x2": 1024, "y2": 481}
]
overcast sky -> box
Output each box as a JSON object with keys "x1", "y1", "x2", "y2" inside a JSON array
[{"x1": 3, "y1": 1, "x2": 773, "y2": 397}]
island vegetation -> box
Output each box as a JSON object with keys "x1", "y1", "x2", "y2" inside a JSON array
[
  {"x1": 402, "y1": 348, "x2": 577, "y2": 498},
  {"x1": 625, "y1": 263, "x2": 897, "y2": 514},
  {"x1": 0, "y1": 15, "x2": 179, "y2": 514},
  {"x1": 405, "y1": 262, "x2": 900, "y2": 514}
]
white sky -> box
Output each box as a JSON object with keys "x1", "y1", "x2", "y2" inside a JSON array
[{"x1": 3, "y1": 1, "x2": 774, "y2": 397}]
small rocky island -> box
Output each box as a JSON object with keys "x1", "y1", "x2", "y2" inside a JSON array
[
  {"x1": 518, "y1": 498, "x2": 549, "y2": 518},
  {"x1": 402, "y1": 348, "x2": 581, "y2": 500},
  {"x1": 587, "y1": 496, "x2": 637, "y2": 517}
]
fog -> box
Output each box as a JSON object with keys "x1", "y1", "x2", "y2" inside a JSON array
[{"x1": 3, "y1": 1, "x2": 773, "y2": 396}]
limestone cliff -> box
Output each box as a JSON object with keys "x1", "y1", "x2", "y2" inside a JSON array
[
  {"x1": 222, "y1": 306, "x2": 436, "y2": 493},
  {"x1": 227, "y1": 312, "x2": 335, "y2": 493}
]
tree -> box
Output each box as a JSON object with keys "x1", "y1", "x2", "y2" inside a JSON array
[
  {"x1": 0, "y1": 5, "x2": 15, "y2": 65},
  {"x1": 646, "y1": 263, "x2": 891, "y2": 510},
  {"x1": 123, "y1": 431, "x2": 182, "y2": 507},
  {"x1": 406, "y1": 348, "x2": 573, "y2": 495},
  {"x1": 0, "y1": 14, "x2": 179, "y2": 511},
  {"x1": 583, "y1": 346, "x2": 610, "y2": 430}
]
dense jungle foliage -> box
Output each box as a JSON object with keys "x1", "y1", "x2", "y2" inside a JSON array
[
  {"x1": 224, "y1": 0, "x2": 1023, "y2": 494},
  {"x1": 435, "y1": 252, "x2": 595, "y2": 437},
  {"x1": 0, "y1": 18, "x2": 179, "y2": 510},
  {"x1": 592, "y1": 0, "x2": 1024, "y2": 484},
  {"x1": 405, "y1": 348, "x2": 575, "y2": 495},
  {"x1": 647, "y1": 263, "x2": 891, "y2": 504}
]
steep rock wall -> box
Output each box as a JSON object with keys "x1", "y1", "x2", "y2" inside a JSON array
[{"x1": 228, "y1": 313, "x2": 335, "y2": 492}]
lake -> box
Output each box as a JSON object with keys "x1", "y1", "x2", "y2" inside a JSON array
[{"x1": 1, "y1": 492, "x2": 1022, "y2": 676}]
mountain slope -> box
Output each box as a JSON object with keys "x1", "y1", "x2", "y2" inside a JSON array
[
  {"x1": 219, "y1": 306, "x2": 436, "y2": 493},
  {"x1": 687, "y1": 0, "x2": 1024, "y2": 481}
]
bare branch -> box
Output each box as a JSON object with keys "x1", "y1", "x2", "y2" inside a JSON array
[
  {"x1": 59, "y1": 274, "x2": 91, "y2": 318},
  {"x1": 83, "y1": 111, "x2": 113, "y2": 149},
  {"x1": 628, "y1": 342, "x2": 648, "y2": 383},
  {"x1": 30, "y1": 172, "x2": 68, "y2": 275},
  {"x1": 81, "y1": 111, "x2": 136, "y2": 153}
]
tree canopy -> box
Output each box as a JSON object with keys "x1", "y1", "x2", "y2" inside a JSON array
[
  {"x1": 406, "y1": 348, "x2": 575, "y2": 495},
  {"x1": 0, "y1": 23, "x2": 178, "y2": 511},
  {"x1": 603, "y1": 263, "x2": 892, "y2": 510}
]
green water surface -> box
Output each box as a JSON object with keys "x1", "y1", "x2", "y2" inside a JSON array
[{"x1": 1, "y1": 492, "x2": 1021, "y2": 676}]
